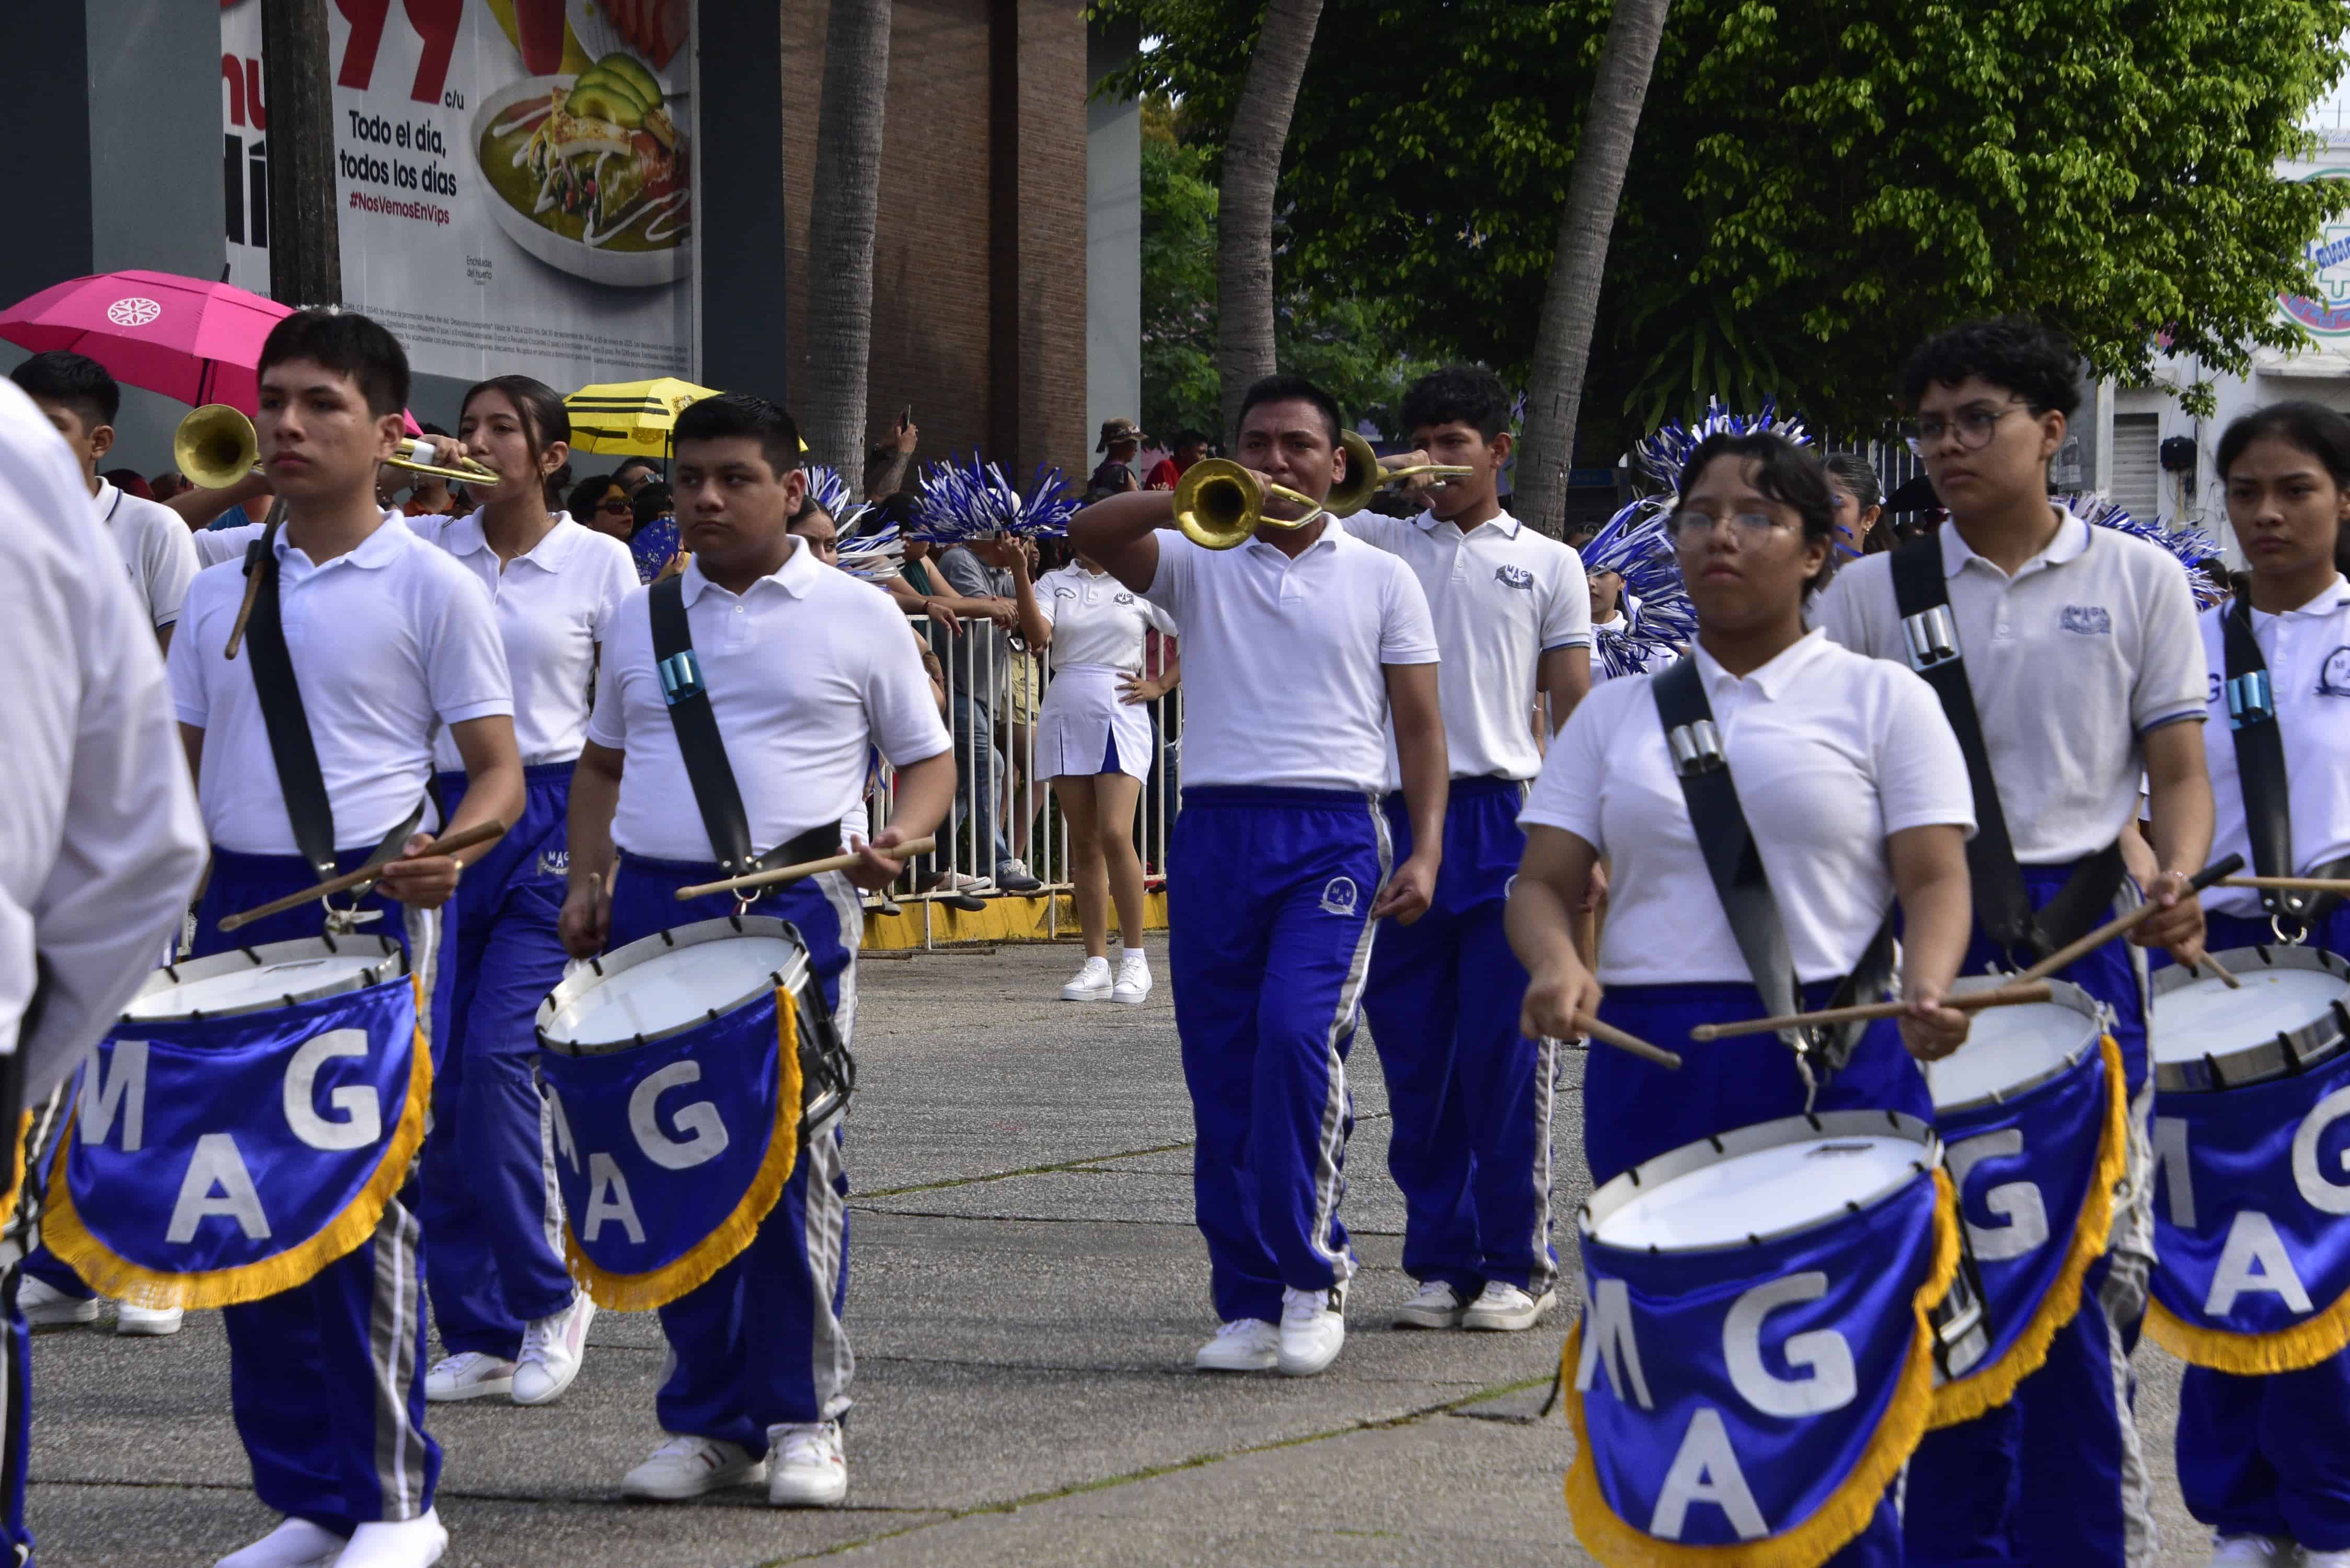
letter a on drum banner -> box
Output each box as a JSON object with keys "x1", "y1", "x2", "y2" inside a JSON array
[
  {"x1": 44, "y1": 979, "x2": 430, "y2": 1310},
  {"x1": 537, "y1": 987, "x2": 804, "y2": 1312},
  {"x1": 2148, "y1": 1063, "x2": 2350, "y2": 1373},
  {"x1": 1562, "y1": 1174, "x2": 1960, "y2": 1568}
]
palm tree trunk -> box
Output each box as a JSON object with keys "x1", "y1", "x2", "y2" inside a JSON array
[
  {"x1": 1514, "y1": 0, "x2": 1673, "y2": 536},
  {"x1": 1214, "y1": 0, "x2": 1324, "y2": 443},
  {"x1": 802, "y1": 0, "x2": 894, "y2": 478}
]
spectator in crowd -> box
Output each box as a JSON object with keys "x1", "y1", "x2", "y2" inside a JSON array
[
  {"x1": 166, "y1": 465, "x2": 272, "y2": 532},
  {"x1": 568, "y1": 474, "x2": 637, "y2": 543},
  {"x1": 1823, "y1": 451, "x2": 1890, "y2": 557},
  {"x1": 787, "y1": 505, "x2": 840, "y2": 568},
  {"x1": 396, "y1": 422, "x2": 465, "y2": 518},
  {"x1": 149, "y1": 468, "x2": 189, "y2": 502},
  {"x1": 100, "y1": 467, "x2": 154, "y2": 500},
  {"x1": 1143, "y1": 429, "x2": 1211, "y2": 491},
  {"x1": 935, "y1": 535, "x2": 1045, "y2": 893},
  {"x1": 865, "y1": 410, "x2": 919, "y2": 502},
  {"x1": 1086, "y1": 418, "x2": 1145, "y2": 502},
  {"x1": 628, "y1": 482, "x2": 682, "y2": 583},
  {"x1": 610, "y1": 455, "x2": 661, "y2": 496}
]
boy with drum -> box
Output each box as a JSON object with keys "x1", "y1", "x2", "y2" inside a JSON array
[
  {"x1": 2168, "y1": 401, "x2": 2350, "y2": 1568},
  {"x1": 1811, "y1": 317, "x2": 2214, "y2": 1568},
  {"x1": 559, "y1": 393, "x2": 954, "y2": 1509},
  {"x1": 168, "y1": 310, "x2": 525, "y2": 1568}
]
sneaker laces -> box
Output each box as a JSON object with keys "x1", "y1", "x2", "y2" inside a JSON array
[
  {"x1": 777, "y1": 1423, "x2": 839, "y2": 1465},
  {"x1": 648, "y1": 1434, "x2": 713, "y2": 1463},
  {"x1": 432, "y1": 1351, "x2": 496, "y2": 1379},
  {"x1": 517, "y1": 1317, "x2": 550, "y2": 1366},
  {"x1": 1209, "y1": 1319, "x2": 1268, "y2": 1342}
]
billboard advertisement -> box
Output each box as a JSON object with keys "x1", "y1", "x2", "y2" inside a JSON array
[{"x1": 221, "y1": 0, "x2": 696, "y2": 389}]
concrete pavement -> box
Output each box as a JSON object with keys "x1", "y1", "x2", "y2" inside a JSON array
[{"x1": 29, "y1": 937, "x2": 2215, "y2": 1566}]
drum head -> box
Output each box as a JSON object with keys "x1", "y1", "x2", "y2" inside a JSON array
[
  {"x1": 2151, "y1": 945, "x2": 2350, "y2": 1090},
  {"x1": 539, "y1": 917, "x2": 812, "y2": 1052},
  {"x1": 1582, "y1": 1110, "x2": 1937, "y2": 1253},
  {"x1": 123, "y1": 937, "x2": 406, "y2": 1022},
  {"x1": 1927, "y1": 976, "x2": 2103, "y2": 1113}
]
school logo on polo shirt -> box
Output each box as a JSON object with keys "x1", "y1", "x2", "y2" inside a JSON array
[
  {"x1": 1495, "y1": 565, "x2": 1535, "y2": 591},
  {"x1": 536, "y1": 849, "x2": 571, "y2": 879},
  {"x1": 2060, "y1": 605, "x2": 2113, "y2": 636},
  {"x1": 2320, "y1": 647, "x2": 2350, "y2": 696},
  {"x1": 1115, "y1": 592, "x2": 1137, "y2": 605},
  {"x1": 1319, "y1": 877, "x2": 1359, "y2": 916},
  {"x1": 1054, "y1": 587, "x2": 1077, "y2": 600}
]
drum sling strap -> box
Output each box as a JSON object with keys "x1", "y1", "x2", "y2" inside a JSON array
[
  {"x1": 1651, "y1": 657, "x2": 1894, "y2": 1078},
  {"x1": 1889, "y1": 535, "x2": 2126, "y2": 959},
  {"x1": 2220, "y1": 577, "x2": 2348, "y2": 928},
  {"x1": 238, "y1": 522, "x2": 425, "y2": 895}
]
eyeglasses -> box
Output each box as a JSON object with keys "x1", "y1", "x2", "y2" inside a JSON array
[
  {"x1": 1666, "y1": 509, "x2": 1791, "y2": 540},
  {"x1": 1905, "y1": 402, "x2": 2028, "y2": 455}
]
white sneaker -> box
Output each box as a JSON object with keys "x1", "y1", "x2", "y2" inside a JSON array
[
  {"x1": 621, "y1": 1434, "x2": 767, "y2": 1500},
  {"x1": 1463, "y1": 1282, "x2": 1556, "y2": 1332},
  {"x1": 1061, "y1": 956, "x2": 1112, "y2": 1001},
  {"x1": 115, "y1": 1301, "x2": 184, "y2": 1337},
  {"x1": 512, "y1": 1294, "x2": 595, "y2": 1405},
  {"x1": 2207, "y1": 1539, "x2": 2289, "y2": 1566},
  {"x1": 423, "y1": 1351, "x2": 515, "y2": 1403},
  {"x1": 18, "y1": 1276, "x2": 99, "y2": 1329},
  {"x1": 216, "y1": 1518, "x2": 345, "y2": 1568},
  {"x1": 1277, "y1": 1283, "x2": 1347, "y2": 1377},
  {"x1": 1193, "y1": 1318, "x2": 1281, "y2": 1373},
  {"x1": 766, "y1": 1420, "x2": 847, "y2": 1507},
  {"x1": 331, "y1": 1508, "x2": 446, "y2": 1568},
  {"x1": 1393, "y1": 1280, "x2": 1468, "y2": 1330},
  {"x1": 1111, "y1": 953, "x2": 1152, "y2": 1005}
]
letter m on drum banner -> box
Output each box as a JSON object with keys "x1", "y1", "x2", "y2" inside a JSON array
[
  {"x1": 537, "y1": 987, "x2": 804, "y2": 1312},
  {"x1": 45, "y1": 978, "x2": 430, "y2": 1309}
]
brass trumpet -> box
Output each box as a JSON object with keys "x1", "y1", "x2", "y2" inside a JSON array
[
  {"x1": 174, "y1": 402, "x2": 502, "y2": 489},
  {"x1": 1171, "y1": 429, "x2": 1475, "y2": 550}
]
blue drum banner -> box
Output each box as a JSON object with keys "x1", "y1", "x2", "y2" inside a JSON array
[
  {"x1": 1562, "y1": 1171, "x2": 1959, "y2": 1567},
  {"x1": 537, "y1": 986, "x2": 803, "y2": 1312},
  {"x1": 43, "y1": 978, "x2": 430, "y2": 1309},
  {"x1": 2149, "y1": 1056, "x2": 2350, "y2": 1373},
  {"x1": 1929, "y1": 1033, "x2": 2126, "y2": 1427}
]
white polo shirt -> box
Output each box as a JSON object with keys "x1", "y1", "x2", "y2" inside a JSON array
[
  {"x1": 94, "y1": 480, "x2": 199, "y2": 629},
  {"x1": 1811, "y1": 508, "x2": 2206, "y2": 863},
  {"x1": 1343, "y1": 508, "x2": 1591, "y2": 782},
  {"x1": 408, "y1": 511, "x2": 639, "y2": 770},
  {"x1": 1144, "y1": 525, "x2": 1438, "y2": 793},
  {"x1": 168, "y1": 518, "x2": 513, "y2": 854},
  {"x1": 588, "y1": 539, "x2": 951, "y2": 862},
  {"x1": 1035, "y1": 562, "x2": 1175, "y2": 673},
  {"x1": 2196, "y1": 576, "x2": 2350, "y2": 920},
  {"x1": 1523, "y1": 630, "x2": 1975, "y2": 985}
]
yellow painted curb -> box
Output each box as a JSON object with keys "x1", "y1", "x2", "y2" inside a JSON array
[{"x1": 863, "y1": 890, "x2": 1170, "y2": 949}]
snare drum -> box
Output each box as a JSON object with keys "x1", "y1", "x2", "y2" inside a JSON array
[
  {"x1": 1564, "y1": 1112, "x2": 1968, "y2": 1558},
  {"x1": 125, "y1": 937, "x2": 407, "y2": 1021},
  {"x1": 2151, "y1": 945, "x2": 2350, "y2": 1093}
]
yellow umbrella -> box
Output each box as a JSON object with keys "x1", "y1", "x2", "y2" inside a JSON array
[{"x1": 564, "y1": 377, "x2": 720, "y2": 459}]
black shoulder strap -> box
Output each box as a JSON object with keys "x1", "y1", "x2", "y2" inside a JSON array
[
  {"x1": 1889, "y1": 535, "x2": 2038, "y2": 949},
  {"x1": 241, "y1": 523, "x2": 339, "y2": 881},
  {"x1": 649, "y1": 574, "x2": 762, "y2": 875},
  {"x1": 2220, "y1": 581, "x2": 2329, "y2": 924}
]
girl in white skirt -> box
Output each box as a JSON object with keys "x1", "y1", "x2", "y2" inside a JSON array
[{"x1": 1014, "y1": 549, "x2": 1180, "y2": 1003}]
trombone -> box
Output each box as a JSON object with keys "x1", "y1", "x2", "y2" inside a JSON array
[
  {"x1": 174, "y1": 402, "x2": 502, "y2": 489},
  {"x1": 1171, "y1": 430, "x2": 1474, "y2": 550}
]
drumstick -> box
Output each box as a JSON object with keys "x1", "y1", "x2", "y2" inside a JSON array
[
  {"x1": 1687, "y1": 982, "x2": 2054, "y2": 1042},
  {"x1": 2013, "y1": 854, "x2": 2244, "y2": 985},
  {"x1": 2222, "y1": 875, "x2": 2350, "y2": 894},
  {"x1": 2194, "y1": 952, "x2": 2243, "y2": 990},
  {"x1": 1577, "y1": 1014, "x2": 1681, "y2": 1070},
  {"x1": 217, "y1": 819, "x2": 510, "y2": 932},
  {"x1": 673, "y1": 836, "x2": 938, "y2": 901}
]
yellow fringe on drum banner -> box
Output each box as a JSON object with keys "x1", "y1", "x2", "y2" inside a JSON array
[
  {"x1": 41, "y1": 989, "x2": 435, "y2": 1311},
  {"x1": 2146, "y1": 1265, "x2": 2350, "y2": 1373},
  {"x1": 562, "y1": 986, "x2": 804, "y2": 1313},
  {"x1": 1558, "y1": 1173, "x2": 1962, "y2": 1567},
  {"x1": 1926, "y1": 1032, "x2": 2128, "y2": 1429},
  {"x1": 0, "y1": 1110, "x2": 31, "y2": 1232}
]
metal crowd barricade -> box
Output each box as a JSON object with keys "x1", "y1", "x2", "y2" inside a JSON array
[{"x1": 868, "y1": 610, "x2": 1182, "y2": 949}]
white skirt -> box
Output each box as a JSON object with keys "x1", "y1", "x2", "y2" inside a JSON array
[{"x1": 1034, "y1": 664, "x2": 1155, "y2": 781}]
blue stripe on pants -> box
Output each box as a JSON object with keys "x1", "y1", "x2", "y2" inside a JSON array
[
  {"x1": 606, "y1": 854, "x2": 859, "y2": 1436},
  {"x1": 1361, "y1": 778, "x2": 1556, "y2": 1295},
  {"x1": 1169, "y1": 787, "x2": 1389, "y2": 1325},
  {"x1": 418, "y1": 764, "x2": 577, "y2": 1358}
]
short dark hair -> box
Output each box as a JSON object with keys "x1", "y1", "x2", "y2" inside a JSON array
[
  {"x1": 632, "y1": 483, "x2": 674, "y2": 528},
  {"x1": 10, "y1": 350, "x2": 120, "y2": 430},
  {"x1": 672, "y1": 391, "x2": 801, "y2": 476},
  {"x1": 613, "y1": 455, "x2": 661, "y2": 483},
  {"x1": 1173, "y1": 428, "x2": 1212, "y2": 451},
  {"x1": 1679, "y1": 431, "x2": 1839, "y2": 596},
  {"x1": 566, "y1": 474, "x2": 622, "y2": 523},
  {"x1": 1821, "y1": 452, "x2": 1882, "y2": 511},
  {"x1": 1898, "y1": 317, "x2": 2082, "y2": 419},
  {"x1": 2216, "y1": 399, "x2": 2350, "y2": 489},
  {"x1": 1237, "y1": 373, "x2": 1342, "y2": 445},
  {"x1": 1401, "y1": 364, "x2": 1511, "y2": 441},
  {"x1": 257, "y1": 308, "x2": 410, "y2": 418},
  {"x1": 466, "y1": 374, "x2": 573, "y2": 506}
]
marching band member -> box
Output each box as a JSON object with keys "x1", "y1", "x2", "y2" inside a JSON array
[
  {"x1": 1810, "y1": 317, "x2": 2214, "y2": 1568},
  {"x1": 2171, "y1": 401, "x2": 2350, "y2": 1568},
  {"x1": 167, "y1": 310, "x2": 524, "y2": 1568},
  {"x1": 0, "y1": 377, "x2": 208, "y2": 1565},
  {"x1": 406, "y1": 378, "x2": 638, "y2": 1409},
  {"x1": 560, "y1": 393, "x2": 953, "y2": 1508},
  {"x1": 1011, "y1": 534, "x2": 1180, "y2": 1006},
  {"x1": 1337, "y1": 365, "x2": 1591, "y2": 1333},
  {"x1": 1072, "y1": 372, "x2": 1448, "y2": 1379}
]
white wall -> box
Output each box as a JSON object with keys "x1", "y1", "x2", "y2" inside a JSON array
[{"x1": 1085, "y1": 20, "x2": 1142, "y2": 453}]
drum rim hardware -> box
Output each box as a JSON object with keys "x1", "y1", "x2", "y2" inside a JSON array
[
  {"x1": 536, "y1": 915, "x2": 815, "y2": 1056},
  {"x1": 2149, "y1": 944, "x2": 2350, "y2": 1094},
  {"x1": 1924, "y1": 975, "x2": 2106, "y2": 1115},
  {"x1": 121, "y1": 934, "x2": 407, "y2": 1023}
]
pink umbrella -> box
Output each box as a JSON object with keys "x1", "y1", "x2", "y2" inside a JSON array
[{"x1": 0, "y1": 270, "x2": 422, "y2": 432}]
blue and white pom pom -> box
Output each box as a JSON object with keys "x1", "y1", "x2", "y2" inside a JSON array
[
  {"x1": 1632, "y1": 396, "x2": 1811, "y2": 485},
  {"x1": 916, "y1": 455, "x2": 1077, "y2": 540},
  {"x1": 2058, "y1": 492, "x2": 2228, "y2": 608},
  {"x1": 1580, "y1": 501, "x2": 1695, "y2": 679},
  {"x1": 804, "y1": 463, "x2": 854, "y2": 521}
]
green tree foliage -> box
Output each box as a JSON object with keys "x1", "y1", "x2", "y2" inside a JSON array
[
  {"x1": 1102, "y1": 0, "x2": 2350, "y2": 446},
  {"x1": 1139, "y1": 100, "x2": 1441, "y2": 441}
]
